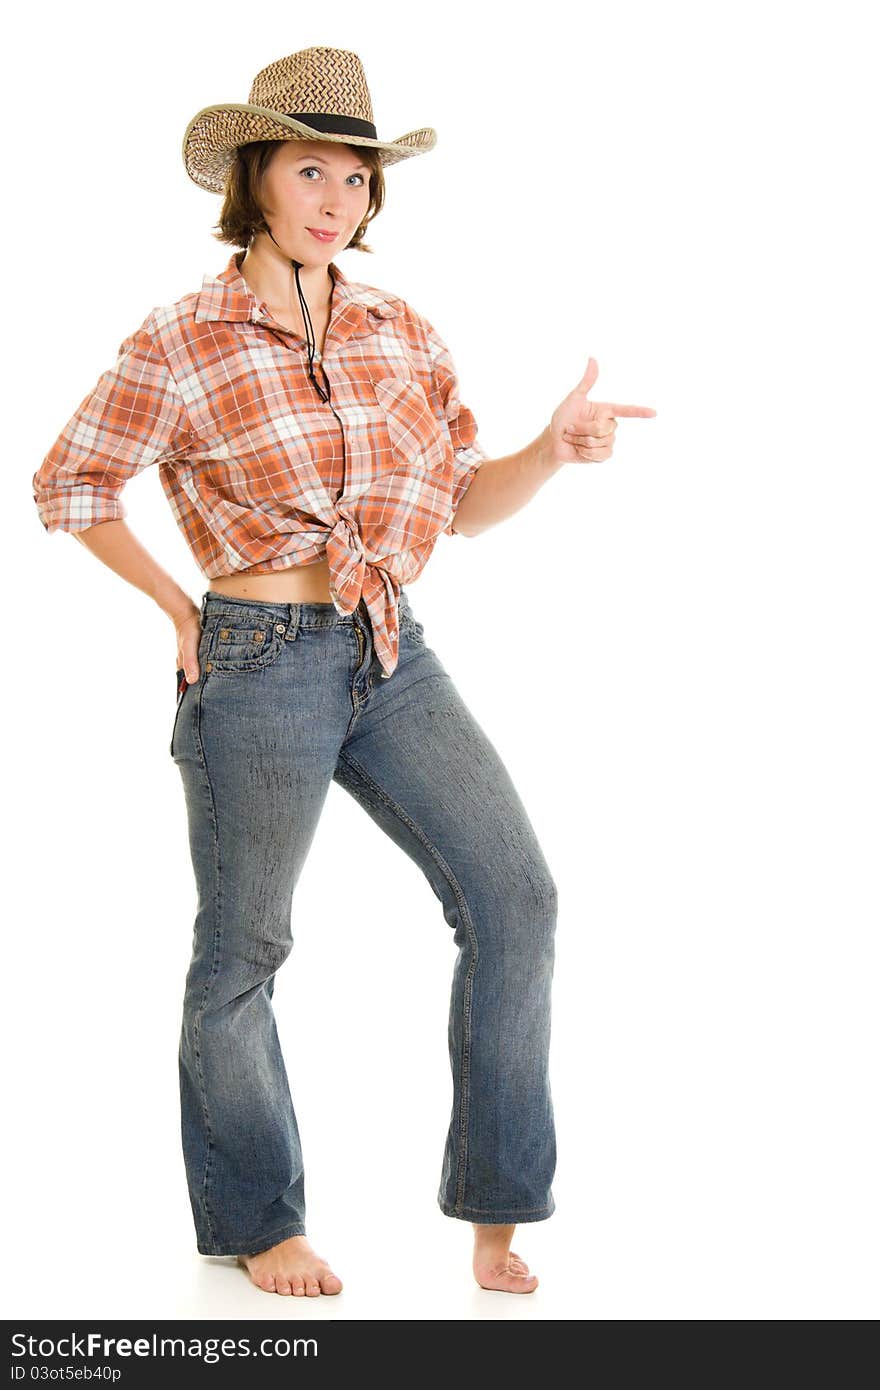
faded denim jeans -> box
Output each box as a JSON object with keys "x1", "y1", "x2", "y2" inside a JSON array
[{"x1": 170, "y1": 587, "x2": 557, "y2": 1257}]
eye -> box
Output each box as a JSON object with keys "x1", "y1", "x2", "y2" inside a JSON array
[{"x1": 300, "y1": 167, "x2": 366, "y2": 186}]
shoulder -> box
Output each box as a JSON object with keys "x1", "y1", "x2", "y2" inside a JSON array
[
  {"x1": 339, "y1": 269, "x2": 408, "y2": 318},
  {"x1": 118, "y1": 278, "x2": 221, "y2": 369},
  {"x1": 338, "y1": 268, "x2": 443, "y2": 345},
  {"x1": 145, "y1": 283, "x2": 205, "y2": 342}
]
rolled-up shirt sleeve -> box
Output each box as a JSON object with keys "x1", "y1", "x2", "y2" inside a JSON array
[
  {"x1": 422, "y1": 319, "x2": 489, "y2": 537},
  {"x1": 32, "y1": 321, "x2": 193, "y2": 533}
]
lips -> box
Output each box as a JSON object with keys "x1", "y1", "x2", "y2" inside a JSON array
[{"x1": 307, "y1": 228, "x2": 338, "y2": 241}]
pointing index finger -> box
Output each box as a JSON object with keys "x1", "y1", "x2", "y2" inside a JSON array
[{"x1": 602, "y1": 403, "x2": 657, "y2": 418}]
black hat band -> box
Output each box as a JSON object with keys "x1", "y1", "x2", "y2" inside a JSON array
[{"x1": 284, "y1": 111, "x2": 379, "y2": 140}]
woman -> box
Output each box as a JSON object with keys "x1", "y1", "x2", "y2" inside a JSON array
[{"x1": 32, "y1": 46, "x2": 654, "y2": 1298}]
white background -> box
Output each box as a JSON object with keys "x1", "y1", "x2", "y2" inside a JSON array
[{"x1": 4, "y1": 0, "x2": 877, "y2": 1320}]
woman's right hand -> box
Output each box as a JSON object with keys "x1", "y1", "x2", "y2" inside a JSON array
[{"x1": 174, "y1": 604, "x2": 203, "y2": 685}]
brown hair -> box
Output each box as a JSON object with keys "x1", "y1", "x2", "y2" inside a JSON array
[{"x1": 211, "y1": 139, "x2": 386, "y2": 254}]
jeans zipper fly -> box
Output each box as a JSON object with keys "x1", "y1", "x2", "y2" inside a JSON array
[{"x1": 351, "y1": 620, "x2": 369, "y2": 717}]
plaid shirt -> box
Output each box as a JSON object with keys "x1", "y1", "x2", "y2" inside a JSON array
[{"x1": 32, "y1": 251, "x2": 488, "y2": 678}]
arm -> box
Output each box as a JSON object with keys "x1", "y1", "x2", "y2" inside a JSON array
[
  {"x1": 73, "y1": 519, "x2": 202, "y2": 679},
  {"x1": 73, "y1": 516, "x2": 193, "y2": 621},
  {"x1": 33, "y1": 321, "x2": 203, "y2": 677},
  {"x1": 447, "y1": 356, "x2": 658, "y2": 537},
  {"x1": 419, "y1": 316, "x2": 566, "y2": 540},
  {"x1": 447, "y1": 425, "x2": 562, "y2": 538}
]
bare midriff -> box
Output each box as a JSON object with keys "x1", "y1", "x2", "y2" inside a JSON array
[{"x1": 207, "y1": 555, "x2": 336, "y2": 605}]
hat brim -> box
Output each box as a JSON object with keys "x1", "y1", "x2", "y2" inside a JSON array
[{"x1": 182, "y1": 103, "x2": 437, "y2": 193}]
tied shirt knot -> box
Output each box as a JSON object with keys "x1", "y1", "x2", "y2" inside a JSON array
[
  {"x1": 325, "y1": 514, "x2": 400, "y2": 680},
  {"x1": 326, "y1": 514, "x2": 366, "y2": 614}
]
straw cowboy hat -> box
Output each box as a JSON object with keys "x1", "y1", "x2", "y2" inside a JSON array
[{"x1": 182, "y1": 45, "x2": 437, "y2": 193}]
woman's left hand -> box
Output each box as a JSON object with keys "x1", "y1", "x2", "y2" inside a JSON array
[{"x1": 547, "y1": 358, "x2": 656, "y2": 466}]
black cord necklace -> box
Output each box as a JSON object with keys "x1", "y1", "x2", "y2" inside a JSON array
[{"x1": 266, "y1": 229, "x2": 331, "y2": 404}]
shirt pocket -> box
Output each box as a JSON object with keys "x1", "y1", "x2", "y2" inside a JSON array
[{"x1": 373, "y1": 377, "x2": 451, "y2": 475}]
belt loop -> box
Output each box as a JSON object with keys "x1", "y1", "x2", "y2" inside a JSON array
[{"x1": 285, "y1": 602, "x2": 301, "y2": 641}]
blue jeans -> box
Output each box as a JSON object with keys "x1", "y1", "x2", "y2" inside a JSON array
[{"x1": 170, "y1": 587, "x2": 557, "y2": 1257}]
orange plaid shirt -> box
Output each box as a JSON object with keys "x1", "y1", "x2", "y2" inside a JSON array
[{"x1": 32, "y1": 250, "x2": 488, "y2": 678}]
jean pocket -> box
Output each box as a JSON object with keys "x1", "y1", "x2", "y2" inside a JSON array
[
  {"x1": 170, "y1": 668, "x2": 187, "y2": 757},
  {"x1": 203, "y1": 615, "x2": 288, "y2": 674}
]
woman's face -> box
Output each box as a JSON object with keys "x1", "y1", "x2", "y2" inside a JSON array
[{"x1": 260, "y1": 138, "x2": 373, "y2": 262}]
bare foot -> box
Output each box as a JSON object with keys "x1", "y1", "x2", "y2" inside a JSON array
[
  {"x1": 237, "y1": 1235, "x2": 343, "y2": 1296},
  {"x1": 472, "y1": 1222, "x2": 539, "y2": 1293}
]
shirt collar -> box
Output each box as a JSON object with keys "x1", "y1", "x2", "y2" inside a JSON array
[{"x1": 193, "y1": 250, "x2": 404, "y2": 332}]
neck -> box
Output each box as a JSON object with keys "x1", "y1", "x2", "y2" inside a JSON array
[{"x1": 238, "y1": 234, "x2": 334, "y2": 314}]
